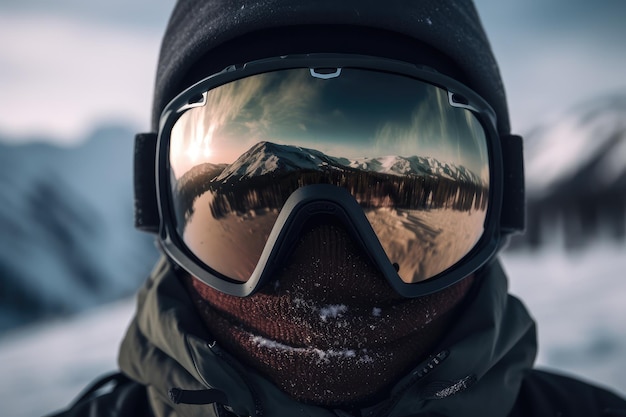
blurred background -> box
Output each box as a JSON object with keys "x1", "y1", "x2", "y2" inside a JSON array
[{"x1": 1, "y1": 1, "x2": 625, "y2": 416}]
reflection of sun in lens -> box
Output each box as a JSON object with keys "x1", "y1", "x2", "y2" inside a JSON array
[
  {"x1": 185, "y1": 140, "x2": 200, "y2": 162},
  {"x1": 202, "y1": 125, "x2": 215, "y2": 160},
  {"x1": 185, "y1": 125, "x2": 214, "y2": 162}
]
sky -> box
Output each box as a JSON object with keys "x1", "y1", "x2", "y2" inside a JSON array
[
  {"x1": 169, "y1": 68, "x2": 489, "y2": 180},
  {"x1": 1, "y1": 1, "x2": 626, "y2": 146},
  {"x1": 476, "y1": 1, "x2": 626, "y2": 134},
  {"x1": 0, "y1": 0, "x2": 173, "y2": 144}
]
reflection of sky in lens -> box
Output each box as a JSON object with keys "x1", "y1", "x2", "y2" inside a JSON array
[{"x1": 170, "y1": 68, "x2": 489, "y2": 182}]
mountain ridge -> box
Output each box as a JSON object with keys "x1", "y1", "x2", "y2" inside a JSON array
[
  {"x1": 514, "y1": 93, "x2": 626, "y2": 248},
  {"x1": 0, "y1": 124, "x2": 159, "y2": 333},
  {"x1": 212, "y1": 141, "x2": 485, "y2": 186}
]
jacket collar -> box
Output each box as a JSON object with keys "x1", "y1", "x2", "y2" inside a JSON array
[{"x1": 119, "y1": 257, "x2": 536, "y2": 417}]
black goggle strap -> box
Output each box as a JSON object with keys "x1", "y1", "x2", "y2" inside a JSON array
[
  {"x1": 134, "y1": 132, "x2": 159, "y2": 233},
  {"x1": 132, "y1": 132, "x2": 526, "y2": 236},
  {"x1": 499, "y1": 134, "x2": 525, "y2": 235}
]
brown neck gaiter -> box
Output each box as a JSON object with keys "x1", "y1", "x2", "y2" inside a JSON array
[{"x1": 185, "y1": 221, "x2": 474, "y2": 407}]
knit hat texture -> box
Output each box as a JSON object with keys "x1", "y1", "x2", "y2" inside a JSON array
[{"x1": 153, "y1": 0, "x2": 510, "y2": 134}]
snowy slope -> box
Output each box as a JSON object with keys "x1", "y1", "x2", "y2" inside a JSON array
[
  {"x1": 0, "y1": 298, "x2": 136, "y2": 417},
  {"x1": 0, "y1": 126, "x2": 159, "y2": 332},
  {"x1": 501, "y1": 242, "x2": 626, "y2": 396}
]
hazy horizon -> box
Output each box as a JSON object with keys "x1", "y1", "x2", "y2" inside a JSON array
[{"x1": 1, "y1": 1, "x2": 626, "y2": 143}]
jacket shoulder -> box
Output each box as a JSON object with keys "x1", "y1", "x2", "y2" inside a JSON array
[
  {"x1": 510, "y1": 369, "x2": 626, "y2": 417},
  {"x1": 46, "y1": 372, "x2": 152, "y2": 417}
]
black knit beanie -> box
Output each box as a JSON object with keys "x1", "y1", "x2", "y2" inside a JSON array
[{"x1": 152, "y1": 0, "x2": 510, "y2": 135}]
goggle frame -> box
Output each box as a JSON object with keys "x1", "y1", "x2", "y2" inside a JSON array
[{"x1": 155, "y1": 53, "x2": 506, "y2": 298}]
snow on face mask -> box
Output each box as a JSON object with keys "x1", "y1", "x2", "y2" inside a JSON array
[{"x1": 185, "y1": 221, "x2": 474, "y2": 406}]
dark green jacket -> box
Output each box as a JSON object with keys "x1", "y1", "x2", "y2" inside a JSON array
[{"x1": 49, "y1": 257, "x2": 626, "y2": 417}]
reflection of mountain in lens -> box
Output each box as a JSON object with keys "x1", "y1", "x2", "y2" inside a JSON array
[
  {"x1": 172, "y1": 141, "x2": 488, "y2": 226},
  {"x1": 172, "y1": 141, "x2": 488, "y2": 282}
]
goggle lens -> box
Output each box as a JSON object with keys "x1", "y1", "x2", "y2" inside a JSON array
[{"x1": 167, "y1": 67, "x2": 490, "y2": 284}]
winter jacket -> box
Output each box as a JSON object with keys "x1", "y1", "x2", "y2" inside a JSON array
[{"x1": 48, "y1": 256, "x2": 626, "y2": 417}]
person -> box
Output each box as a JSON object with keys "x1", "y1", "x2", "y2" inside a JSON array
[{"x1": 50, "y1": 1, "x2": 626, "y2": 416}]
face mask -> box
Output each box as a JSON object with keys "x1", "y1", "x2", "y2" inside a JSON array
[{"x1": 185, "y1": 219, "x2": 475, "y2": 406}]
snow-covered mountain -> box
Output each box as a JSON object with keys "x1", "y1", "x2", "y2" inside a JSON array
[
  {"x1": 214, "y1": 141, "x2": 484, "y2": 185},
  {"x1": 515, "y1": 94, "x2": 626, "y2": 249},
  {"x1": 524, "y1": 94, "x2": 626, "y2": 196},
  {"x1": 215, "y1": 141, "x2": 345, "y2": 182},
  {"x1": 0, "y1": 125, "x2": 159, "y2": 333},
  {"x1": 348, "y1": 154, "x2": 483, "y2": 184}
]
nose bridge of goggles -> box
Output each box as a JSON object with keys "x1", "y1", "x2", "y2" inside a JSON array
[{"x1": 257, "y1": 184, "x2": 399, "y2": 286}]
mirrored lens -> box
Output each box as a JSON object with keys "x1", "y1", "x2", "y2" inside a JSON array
[{"x1": 168, "y1": 68, "x2": 489, "y2": 283}]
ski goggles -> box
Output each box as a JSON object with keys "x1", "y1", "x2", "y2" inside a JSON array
[{"x1": 147, "y1": 54, "x2": 517, "y2": 298}]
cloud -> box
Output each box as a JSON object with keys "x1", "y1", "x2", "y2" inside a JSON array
[
  {"x1": 473, "y1": 0, "x2": 626, "y2": 134},
  {"x1": 0, "y1": 0, "x2": 173, "y2": 31},
  {"x1": 373, "y1": 87, "x2": 489, "y2": 180},
  {"x1": 2, "y1": 1, "x2": 626, "y2": 145},
  {"x1": 169, "y1": 74, "x2": 273, "y2": 177},
  {"x1": 0, "y1": 13, "x2": 163, "y2": 144}
]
